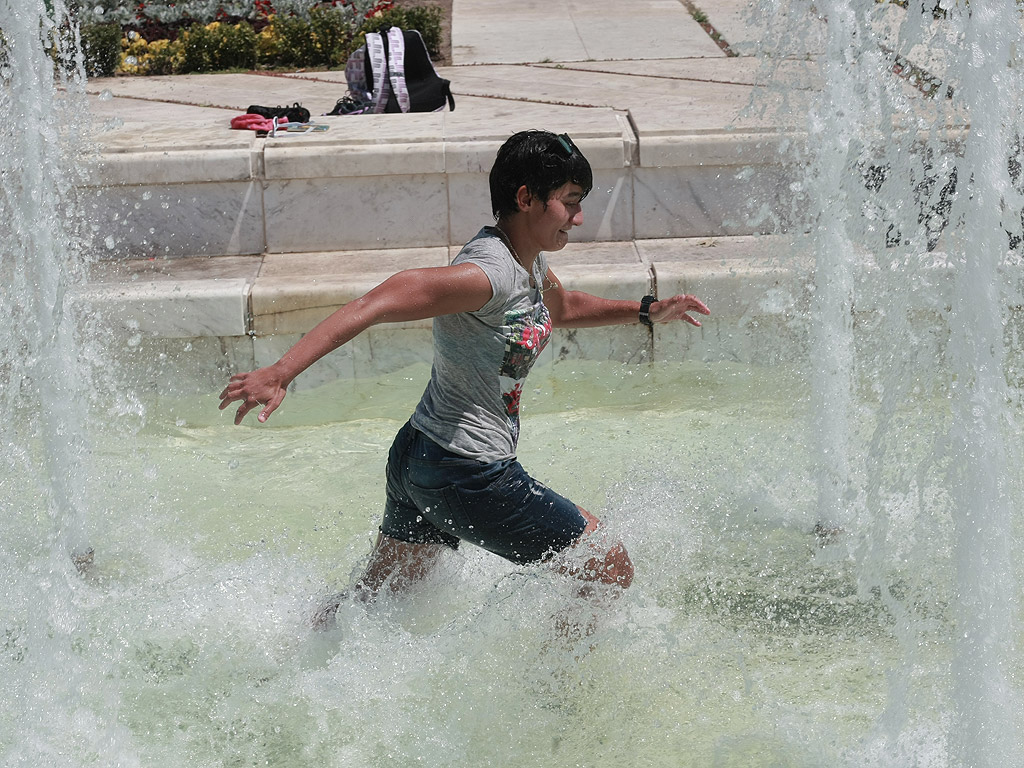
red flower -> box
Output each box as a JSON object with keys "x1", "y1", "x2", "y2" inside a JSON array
[{"x1": 504, "y1": 383, "x2": 523, "y2": 415}]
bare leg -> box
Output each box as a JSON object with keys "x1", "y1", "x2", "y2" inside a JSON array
[
  {"x1": 557, "y1": 507, "x2": 634, "y2": 590},
  {"x1": 313, "y1": 533, "x2": 447, "y2": 629},
  {"x1": 551, "y1": 507, "x2": 633, "y2": 642},
  {"x1": 358, "y1": 532, "x2": 448, "y2": 594}
]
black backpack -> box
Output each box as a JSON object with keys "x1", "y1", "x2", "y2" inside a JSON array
[{"x1": 345, "y1": 27, "x2": 455, "y2": 114}]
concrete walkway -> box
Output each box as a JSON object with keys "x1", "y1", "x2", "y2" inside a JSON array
[{"x1": 76, "y1": 1, "x2": 928, "y2": 388}]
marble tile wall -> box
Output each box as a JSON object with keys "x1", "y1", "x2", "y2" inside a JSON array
[
  {"x1": 77, "y1": 234, "x2": 824, "y2": 388},
  {"x1": 254, "y1": 328, "x2": 435, "y2": 391},
  {"x1": 263, "y1": 174, "x2": 451, "y2": 252},
  {"x1": 86, "y1": 107, "x2": 797, "y2": 257},
  {"x1": 86, "y1": 180, "x2": 266, "y2": 259},
  {"x1": 633, "y1": 161, "x2": 806, "y2": 239},
  {"x1": 639, "y1": 236, "x2": 814, "y2": 366},
  {"x1": 547, "y1": 262, "x2": 654, "y2": 365}
]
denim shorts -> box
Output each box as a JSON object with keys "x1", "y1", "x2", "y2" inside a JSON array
[{"x1": 380, "y1": 421, "x2": 587, "y2": 565}]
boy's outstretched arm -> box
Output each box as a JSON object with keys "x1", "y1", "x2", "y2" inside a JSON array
[{"x1": 218, "y1": 263, "x2": 492, "y2": 424}]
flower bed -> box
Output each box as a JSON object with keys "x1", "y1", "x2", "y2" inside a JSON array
[{"x1": 80, "y1": 0, "x2": 442, "y2": 76}]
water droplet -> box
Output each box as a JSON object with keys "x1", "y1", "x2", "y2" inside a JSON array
[
  {"x1": 124, "y1": 55, "x2": 137, "y2": 67},
  {"x1": 93, "y1": 4, "x2": 104, "y2": 14},
  {"x1": 104, "y1": 235, "x2": 115, "y2": 249},
  {"x1": 228, "y1": 459, "x2": 239, "y2": 470},
  {"x1": 99, "y1": 89, "x2": 113, "y2": 101}
]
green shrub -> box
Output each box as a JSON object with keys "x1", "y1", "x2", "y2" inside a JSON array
[
  {"x1": 359, "y1": 5, "x2": 442, "y2": 58},
  {"x1": 82, "y1": 21, "x2": 121, "y2": 77},
  {"x1": 178, "y1": 21, "x2": 257, "y2": 74},
  {"x1": 145, "y1": 38, "x2": 182, "y2": 75},
  {"x1": 309, "y1": 5, "x2": 356, "y2": 68},
  {"x1": 402, "y1": 6, "x2": 442, "y2": 56},
  {"x1": 121, "y1": 35, "x2": 182, "y2": 75},
  {"x1": 258, "y1": 6, "x2": 355, "y2": 70},
  {"x1": 258, "y1": 14, "x2": 317, "y2": 69}
]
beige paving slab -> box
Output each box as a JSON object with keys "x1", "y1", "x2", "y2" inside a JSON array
[
  {"x1": 85, "y1": 92, "x2": 248, "y2": 157},
  {"x1": 441, "y1": 100, "x2": 628, "y2": 144},
  {"x1": 570, "y1": 3, "x2": 723, "y2": 61},
  {"x1": 443, "y1": 63, "x2": 769, "y2": 124},
  {"x1": 256, "y1": 247, "x2": 448, "y2": 278},
  {"x1": 78, "y1": 255, "x2": 259, "y2": 337},
  {"x1": 88, "y1": 254, "x2": 261, "y2": 283},
  {"x1": 637, "y1": 234, "x2": 806, "y2": 266},
  {"x1": 549, "y1": 57, "x2": 822, "y2": 90},
  {"x1": 454, "y1": 18, "x2": 589, "y2": 66},
  {"x1": 87, "y1": 97, "x2": 238, "y2": 139},
  {"x1": 549, "y1": 240, "x2": 642, "y2": 267},
  {"x1": 705, "y1": 0, "x2": 827, "y2": 57},
  {"x1": 629, "y1": 81, "x2": 811, "y2": 136},
  {"x1": 85, "y1": 72, "x2": 346, "y2": 116},
  {"x1": 452, "y1": 0, "x2": 721, "y2": 65}
]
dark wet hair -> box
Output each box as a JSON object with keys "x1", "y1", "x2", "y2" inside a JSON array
[{"x1": 489, "y1": 130, "x2": 593, "y2": 219}]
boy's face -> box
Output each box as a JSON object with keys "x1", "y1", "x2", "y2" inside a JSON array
[{"x1": 526, "y1": 182, "x2": 585, "y2": 252}]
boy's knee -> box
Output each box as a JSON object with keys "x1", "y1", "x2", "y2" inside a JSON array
[
  {"x1": 572, "y1": 507, "x2": 633, "y2": 588},
  {"x1": 590, "y1": 543, "x2": 634, "y2": 589}
]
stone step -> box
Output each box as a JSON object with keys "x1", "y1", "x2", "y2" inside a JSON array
[
  {"x1": 84, "y1": 66, "x2": 813, "y2": 261},
  {"x1": 76, "y1": 235, "x2": 815, "y2": 391}
]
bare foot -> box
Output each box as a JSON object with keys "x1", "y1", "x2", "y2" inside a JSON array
[
  {"x1": 813, "y1": 523, "x2": 843, "y2": 547},
  {"x1": 311, "y1": 585, "x2": 373, "y2": 630},
  {"x1": 71, "y1": 547, "x2": 94, "y2": 574},
  {"x1": 312, "y1": 592, "x2": 346, "y2": 630}
]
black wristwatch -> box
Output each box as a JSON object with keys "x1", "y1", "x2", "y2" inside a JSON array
[{"x1": 638, "y1": 294, "x2": 657, "y2": 327}]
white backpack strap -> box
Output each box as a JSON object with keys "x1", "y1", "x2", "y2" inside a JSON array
[
  {"x1": 344, "y1": 45, "x2": 369, "y2": 99},
  {"x1": 386, "y1": 27, "x2": 411, "y2": 113},
  {"x1": 365, "y1": 32, "x2": 392, "y2": 114}
]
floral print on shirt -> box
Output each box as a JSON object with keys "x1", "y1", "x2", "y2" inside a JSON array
[{"x1": 498, "y1": 303, "x2": 551, "y2": 444}]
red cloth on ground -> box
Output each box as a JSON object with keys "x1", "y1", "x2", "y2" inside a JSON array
[{"x1": 230, "y1": 113, "x2": 288, "y2": 132}]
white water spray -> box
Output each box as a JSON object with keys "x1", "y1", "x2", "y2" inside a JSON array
[
  {"x1": 0, "y1": 4, "x2": 113, "y2": 764},
  {"x1": 0, "y1": 0, "x2": 95, "y2": 562},
  {"x1": 794, "y1": 0, "x2": 1024, "y2": 763}
]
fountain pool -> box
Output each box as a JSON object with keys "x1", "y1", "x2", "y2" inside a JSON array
[{"x1": 2, "y1": 359, "x2": 978, "y2": 766}]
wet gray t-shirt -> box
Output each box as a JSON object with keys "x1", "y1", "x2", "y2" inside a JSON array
[{"x1": 410, "y1": 227, "x2": 551, "y2": 462}]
